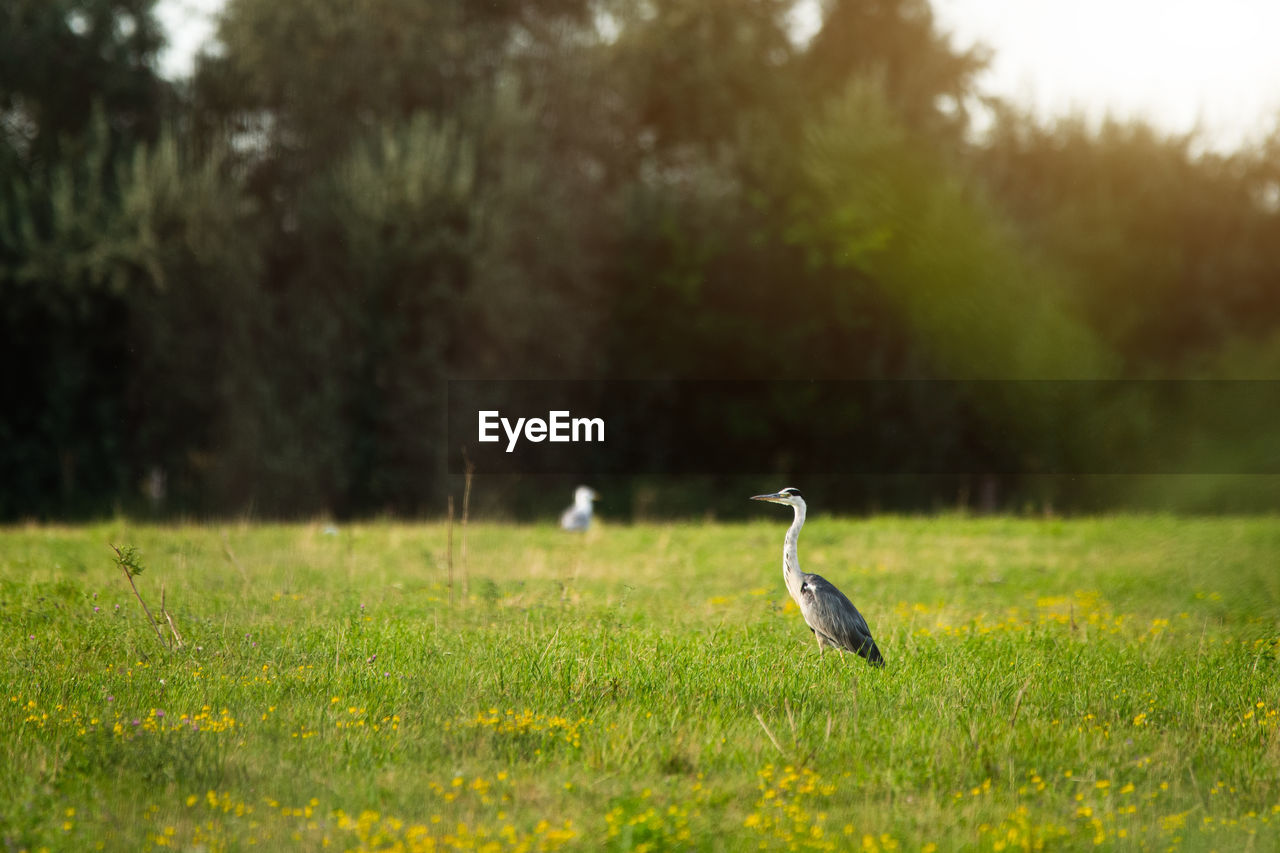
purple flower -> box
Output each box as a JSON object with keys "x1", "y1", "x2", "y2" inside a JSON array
[
  {"x1": 155, "y1": 709, "x2": 165, "y2": 719},
  {"x1": 106, "y1": 695, "x2": 114, "y2": 703}
]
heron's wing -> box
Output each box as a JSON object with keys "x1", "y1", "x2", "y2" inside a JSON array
[{"x1": 799, "y1": 573, "x2": 884, "y2": 665}]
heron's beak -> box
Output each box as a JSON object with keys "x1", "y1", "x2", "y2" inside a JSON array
[{"x1": 750, "y1": 492, "x2": 787, "y2": 504}]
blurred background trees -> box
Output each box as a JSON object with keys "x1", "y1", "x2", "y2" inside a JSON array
[{"x1": 3, "y1": 0, "x2": 1278, "y2": 519}]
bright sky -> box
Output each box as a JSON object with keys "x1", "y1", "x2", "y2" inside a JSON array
[
  {"x1": 154, "y1": 0, "x2": 222, "y2": 77},
  {"x1": 931, "y1": 0, "x2": 1280, "y2": 150},
  {"x1": 155, "y1": 0, "x2": 1280, "y2": 152}
]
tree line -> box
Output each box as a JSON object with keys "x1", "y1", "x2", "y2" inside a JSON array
[{"x1": 3, "y1": 0, "x2": 1279, "y2": 520}]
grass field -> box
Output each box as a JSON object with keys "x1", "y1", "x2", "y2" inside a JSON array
[{"x1": 2, "y1": 514, "x2": 1279, "y2": 852}]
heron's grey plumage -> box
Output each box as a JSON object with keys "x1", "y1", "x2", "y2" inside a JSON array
[
  {"x1": 799, "y1": 574, "x2": 882, "y2": 663},
  {"x1": 752, "y1": 488, "x2": 885, "y2": 666}
]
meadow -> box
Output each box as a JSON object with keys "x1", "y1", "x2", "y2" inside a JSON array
[{"x1": 2, "y1": 514, "x2": 1278, "y2": 852}]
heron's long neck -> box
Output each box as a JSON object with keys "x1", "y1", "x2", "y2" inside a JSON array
[{"x1": 782, "y1": 504, "x2": 806, "y2": 604}]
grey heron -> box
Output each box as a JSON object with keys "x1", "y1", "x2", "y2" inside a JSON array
[
  {"x1": 751, "y1": 488, "x2": 885, "y2": 666},
  {"x1": 560, "y1": 486, "x2": 599, "y2": 531}
]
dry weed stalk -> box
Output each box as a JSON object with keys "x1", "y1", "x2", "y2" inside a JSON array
[
  {"x1": 111, "y1": 544, "x2": 182, "y2": 651},
  {"x1": 461, "y1": 448, "x2": 474, "y2": 599},
  {"x1": 446, "y1": 495, "x2": 455, "y2": 606}
]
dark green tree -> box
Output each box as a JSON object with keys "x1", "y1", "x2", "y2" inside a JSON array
[
  {"x1": 179, "y1": 0, "x2": 618, "y2": 513},
  {"x1": 0, "y1": 1, "x2": 171, "y2": 517},
  {"x1": 1, "y1": 113, "x2": 136, "y2": 516},
  {"x1": 1, "y1": 0, "x2": 167, "y2": 162}
]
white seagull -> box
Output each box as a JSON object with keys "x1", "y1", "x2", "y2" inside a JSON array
[{"x1": 560, "y1": 486, "x2": 599, "y2": 531}]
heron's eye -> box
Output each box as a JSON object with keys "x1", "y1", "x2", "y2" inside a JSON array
[{"x1": 783, "y1": 488, "x2": 802, "y2": 498}]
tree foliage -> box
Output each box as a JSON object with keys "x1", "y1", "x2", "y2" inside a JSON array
[
  {"x1": 3, "y1": 0, "x2": 1279, "y2": 518},
  {"x1": 1, "y1": 0, "x2": 166, "y2": 163},
  {"x1": 979, "y1": 111, "x2": 1280, "y2": 375}
]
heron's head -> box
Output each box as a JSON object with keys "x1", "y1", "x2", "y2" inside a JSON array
[
  {"x1": 750, "y1": 487, "x2": 805, "y2": 508},
  {"x1": 574, "y1": 486, "x2": 599, "y2": 505}
]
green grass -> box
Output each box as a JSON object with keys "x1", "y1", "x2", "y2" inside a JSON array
[{"x1": 2, "y1": 515, "x2": 1279, "y2": 852}]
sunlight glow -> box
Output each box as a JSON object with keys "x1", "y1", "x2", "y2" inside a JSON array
[{"x1": 155, "y1": 0, "x2": 1280, "y2": 151}]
